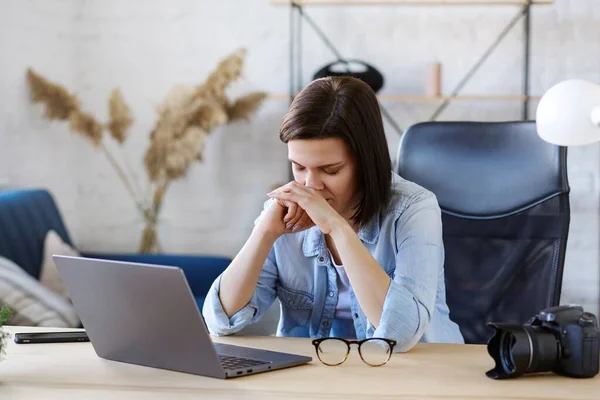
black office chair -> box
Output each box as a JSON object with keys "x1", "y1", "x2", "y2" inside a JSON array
[{"x1": 396, "y1": 121, "x2": 570, "y2": 344}]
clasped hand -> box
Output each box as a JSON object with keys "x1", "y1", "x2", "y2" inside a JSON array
[{"x1": 267, "y1": 181, "x2": 347, "y2": 236}]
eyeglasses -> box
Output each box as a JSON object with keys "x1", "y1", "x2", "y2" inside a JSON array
[{"x1": 312, "y1": 337, "x2": 397, "y2": 367}]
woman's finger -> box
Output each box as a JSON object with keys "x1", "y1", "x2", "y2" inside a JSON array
[
  {"x1": 288, "y1": 203, "x2": 307, "y2": 226},
  {"x1": 293, "y1": 212, "x2": 312, "y2": 232},
  {"x1": 268, "y1": 191, "x2": 297, "y2": 203},
  {"x1": 269, "y1": 182, "x2": 305, "y2": 197},
  {"x1": 289, "y1": 207, "x2": 307, "y2": 230},
  {"x1": 284, "y1": 202, "x2": 297, "y2": 224},
  {"x1": 269, "y1": 180, "x2": 297, "y2": 195}
]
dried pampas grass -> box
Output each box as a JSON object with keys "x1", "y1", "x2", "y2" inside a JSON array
[
  {"x1": 227, "y1": 92, "x2": 269, "y2": 122},
  {"x1": 193, "y1": 48, "x2": 246, "y2": 105},
  {"x1": 108, "y1": 88, "x2": 133, "y2": 144},
  {"x1": 144, "y1": 49, "x2": 265, "y2": 188},
  {"x1": 27, "y1": 68, "x2": 80, "y2": 120},
  {"x1": 27, "y1": 68, "x2": 104, "y2": 147},
  {"x1": 69, "y1": 111, "x2": 103, "y2": 146},
  {"x1": 27, "y1": 48, "x2": 267, "y2": 253}
]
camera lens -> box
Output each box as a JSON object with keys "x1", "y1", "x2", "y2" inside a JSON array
[
  {"x1": 527, "y1": 326, "x2": 561, "y2": 374},
  {"x1": 500, "y1": 332, "x2": 517, "y2": 372},
  {"x1": 486, "y1": 323, "x2": 560, "y2": 379}
]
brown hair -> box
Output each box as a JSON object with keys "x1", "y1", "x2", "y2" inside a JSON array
[{"x1": 279, "y1": 76, "x2": 392, "y2": 227}]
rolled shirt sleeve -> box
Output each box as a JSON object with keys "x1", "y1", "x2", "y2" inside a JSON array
[
  {"x1": 366, "y1": 192, "x2": 444, "y2": 352},
  {"x1": 202, "y1": 247, "x2": 279, "y2": 336},
  {"x1": 202, "y1": 199, "x2": 279, "y2": 336}
]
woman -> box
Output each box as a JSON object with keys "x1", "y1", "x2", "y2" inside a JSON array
[{"x1": 202, "y1": 76, "x2": 464, "y2": 351}]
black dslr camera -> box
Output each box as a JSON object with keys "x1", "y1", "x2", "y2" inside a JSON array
[{"x1": 486, "y1": 305, "x2": 600, "y2": 379}]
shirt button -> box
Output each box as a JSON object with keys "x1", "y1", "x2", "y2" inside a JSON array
[
  {"x1": 318, "y1": 256, "x2": 325, "y2": 263},
  {"x1": 328, "y1": 291, "x2": 334, "y2": 297},
  {"x1": 288, "y1": 300, "x2": 295, "y2": 306},
  {"x1": 354, "y1": 313, "x2": 359, "y2": 319},
  {"x1": 323, "y1": 321, "x2": 330, "y2": 327}
]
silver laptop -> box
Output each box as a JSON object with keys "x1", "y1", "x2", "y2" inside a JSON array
[{"x1": 53, "y1": 255, "x2": 312, "y2": 379}]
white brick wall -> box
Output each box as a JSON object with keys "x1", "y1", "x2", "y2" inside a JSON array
[{"x1": 0, "y1": 0, "x2": 598, "y2": 316}]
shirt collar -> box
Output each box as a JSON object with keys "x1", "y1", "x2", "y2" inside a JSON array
[
  {"x1": 302, "y1": 226, "x2": 326, "y2": 257},
  {"x1": 357, "y1": 211, "x2": 381, "y2": 244}
]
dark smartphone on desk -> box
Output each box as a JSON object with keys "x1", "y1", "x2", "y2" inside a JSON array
[{"x1": 14, "y1": 331, "x2": 89, "y2": 344}]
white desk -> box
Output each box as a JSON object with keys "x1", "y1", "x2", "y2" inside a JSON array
[{"x1": 0, "y1": 326, "x2": 598, "y2": 399}]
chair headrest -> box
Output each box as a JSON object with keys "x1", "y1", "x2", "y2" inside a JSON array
[{"x1": 396, "y1": 121, "x2": 569, "y2": 218}]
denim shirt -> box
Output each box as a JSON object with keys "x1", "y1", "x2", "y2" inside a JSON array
[{"x1": 202, "y1": 173, "x2": 464, "y2": 352}]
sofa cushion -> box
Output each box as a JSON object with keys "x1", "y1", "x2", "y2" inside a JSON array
[
  {"x1": 0, "y1": 256, "x2": 80, "y2": 327},
  {"x1": 0, "y1": 190, "x2": 73, "y2": 279},
  {"x1": 40, "y1": 230, "x2": 80, "y2": 300}
]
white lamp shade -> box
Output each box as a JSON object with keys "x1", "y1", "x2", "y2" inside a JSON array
[{"x1": 536, "y1": 79, "x2": 600, "y2": 146}]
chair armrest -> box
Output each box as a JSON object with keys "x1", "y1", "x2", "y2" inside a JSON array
[{"x1": 80, "y1": 252, "x2": 231, "y2": 298}]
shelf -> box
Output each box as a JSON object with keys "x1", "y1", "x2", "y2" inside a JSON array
[
  {"x1": 267, "y1": 93, "x2": 542, "y2": 102},
  {"x1": 271, "y1": 0, "x2": 554, "y2": 6},
  {"x1": 279, "y1": 0, "x2": 543, "y2": 126}
]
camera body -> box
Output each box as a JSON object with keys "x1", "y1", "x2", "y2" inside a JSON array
[
  {"x1": 529, "y1": 305, "x2": 600, "y2": 378},
  {"x1": 486, "y1": 305, "x2": 600, "y2": 379}
]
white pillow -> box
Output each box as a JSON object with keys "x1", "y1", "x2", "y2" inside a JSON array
[
  {"x1": 40, "y1": 230, "x2": 80, "y2": 300},
  {"x1": 0, "y1": 256, "x2": 80, "y2": 327}
]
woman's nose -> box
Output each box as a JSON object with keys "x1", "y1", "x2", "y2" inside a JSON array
[{"x1": 305, "y1": 172, "x2": 324, "y2": 190}]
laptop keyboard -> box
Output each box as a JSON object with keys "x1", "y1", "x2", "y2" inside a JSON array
[{"x1": 218, "y1": 354, "x2": 271, "y2": 370}]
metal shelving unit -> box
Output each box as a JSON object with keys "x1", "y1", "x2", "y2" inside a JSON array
[{"x1": 272, "y1": 0, "x2": 555, "y2": 137}]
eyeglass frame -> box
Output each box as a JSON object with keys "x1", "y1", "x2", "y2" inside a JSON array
[{"x1": 311, "y1": 337, "x2": 397, "y2": 367}]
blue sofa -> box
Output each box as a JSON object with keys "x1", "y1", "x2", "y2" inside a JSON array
[{"x1": 0, "y1": 189, "x2": 231, "y2": 309}]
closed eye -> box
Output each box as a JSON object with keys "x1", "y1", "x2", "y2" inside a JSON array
[{"x1": 289, "y1": 159, "x2": 344, "y2": 173}]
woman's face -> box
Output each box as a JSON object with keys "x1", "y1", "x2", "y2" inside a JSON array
[{"x1": 287, "y1": 138, "x2": 358, "y2": 223}]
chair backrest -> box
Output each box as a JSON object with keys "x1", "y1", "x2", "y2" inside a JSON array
[
  {"x1": 0, "y1": 189, "x2": 73, "y2": 279},
  {"x1": 396, "y1": 121, "x2": 570, "y2": 344}
]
